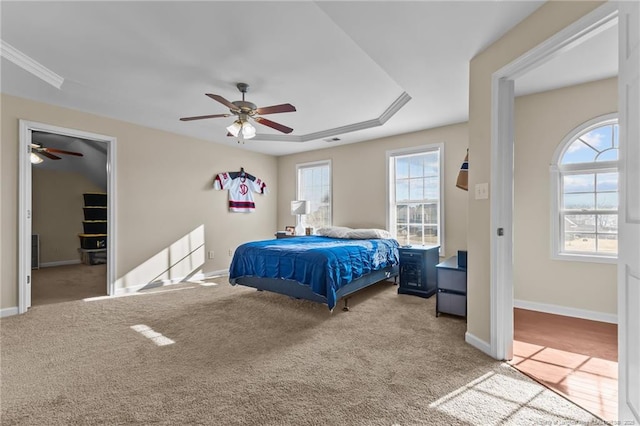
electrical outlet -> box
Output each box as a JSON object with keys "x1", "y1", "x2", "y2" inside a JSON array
[
  {"x1": 475, "y1": 183, "x2": 489, "y2": 200},
  {"x1": 207, "y1": 251, "x2": 215, "y2": 259},
  {"x1": 228, "y1": 249, "x2": 233, "y2": 257}
]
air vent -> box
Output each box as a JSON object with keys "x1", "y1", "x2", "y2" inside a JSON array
[{"x1": 323, "y1": 137, "x2": 341, "y2": 142}]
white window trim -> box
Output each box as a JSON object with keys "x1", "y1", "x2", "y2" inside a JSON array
[
  {"x1": 295, "y1": 159, "x2": 332, "y2": 228},
  {"x1": 386, "y1": 143, "x2": 445, "y2": 254},
  {"x1": 550, "y1": 113, "x2": 618, "y2": 264}
]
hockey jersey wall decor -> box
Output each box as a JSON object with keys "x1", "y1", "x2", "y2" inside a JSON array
[{"x1": 214, "y1": 169, "x2": 267, "y2": 212}]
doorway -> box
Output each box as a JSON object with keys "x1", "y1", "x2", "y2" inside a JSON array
[
  {"x1": 30, "y1": 131, "x2": 109, "y2": 305},
  {"x1": 489, "y1": 0, "x2": 619, "y2": 362},
  {"x1": 508, "y1": 24, "x2": 619, "y2": 419},
  {"x1": 18, "y1": 121, "x2": 117, "y2": 312},
  {"x1": 490, "y1": 1, "x2": 639, "y2": 423}
]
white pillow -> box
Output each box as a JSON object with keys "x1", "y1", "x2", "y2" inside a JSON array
[
  {"x1": 316, "y1": 226, "x2": 352, "y2": 239},
  {"x1": 346, "y1": 228, "x2": 393, "y2": 239},
  {"x1": 316, "y1": 226, "x2": 393, "y2": 239}
]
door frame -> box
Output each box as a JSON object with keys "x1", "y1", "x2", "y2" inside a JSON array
[
  {"x1": 490, "y1": 2, "x2": 619, "y2": 360},
  {"x1": 18, "y1": 120, "x2": 117, "y2": 313}
]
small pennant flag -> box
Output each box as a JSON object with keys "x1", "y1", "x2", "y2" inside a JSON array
[{"x1": 456, "y1": 149, "x2": 469, "y2": 191}]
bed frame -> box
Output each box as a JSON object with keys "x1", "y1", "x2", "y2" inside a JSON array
[{"x1": 230, "y1": 264, "x2": 399, "y2": 311}]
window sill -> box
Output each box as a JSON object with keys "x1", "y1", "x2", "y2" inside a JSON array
[{"x1": 552, "y1": 252, "x2": 617, "y2": 264}]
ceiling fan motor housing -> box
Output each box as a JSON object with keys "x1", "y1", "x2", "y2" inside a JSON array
[{"x1": 231, "y1": 100, "x2": 258, "y2": 116}]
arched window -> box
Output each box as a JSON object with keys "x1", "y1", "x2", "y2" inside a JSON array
[{"x1": 551, "y1": 114, "x2": 618, "y2": 262}]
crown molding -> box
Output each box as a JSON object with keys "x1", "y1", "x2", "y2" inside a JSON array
[
  {"x1": 1, "y1": 40, "x2": 64, "y2": 89},
  {"x1": 253, "y1": 91, "x2": 411, "y2": 142}
]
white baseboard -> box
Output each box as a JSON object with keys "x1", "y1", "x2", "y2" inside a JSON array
[
  {"x1": 514, "y1": 299, "x2": 617, "y2": 324},
  {"x1": 465, "y1": 331, "x2": 493, "y2": 358},
  {"x1": 0, "y1": 306, "x2": 19, "y2": 318},
  {"x1": 39, "y1": 259, "x2": 81, "y2": 268},
  {"x1": 203, "y1": 269, "x2": 229, "y2": 279},
  {"x1": 114, "y1": 269, "x2": 229, "y2": 296}
]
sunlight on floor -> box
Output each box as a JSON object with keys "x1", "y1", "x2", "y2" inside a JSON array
[
  {"x1": 83, "y1": 272, "x2": 223, "y2": 302},
  {"x1": 188, "y1": 278, "x2": 221, "y2": 287},
  {"x1": 428, "y1": 364, "x2": 597, "y2": 424},
  {"x1": 510, "y1": 340, "x2": 618, "y2": 421},
  {"x1": 83, "y1": 286, "x2": 196, "y2": 302},
  {"x1": 131, "y1": 324, "x2": 175, "y2": 346}
]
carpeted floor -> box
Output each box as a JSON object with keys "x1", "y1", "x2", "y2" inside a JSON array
[
  {"x1": 1, "y1": 277, "x2": 600, "y2": 425},
  {"x1": 31, "y1": 263, "x2": 107, "y2": 306}
]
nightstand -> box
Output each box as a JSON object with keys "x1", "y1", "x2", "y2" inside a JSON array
[
  {"x1": 435, "y1": 256, "x2": 467, "y2": 317},
  {"x1": 275, "y1": 232, "x2": 296, "y2": 239},
  {"x1": 397, "y1": 245, "x2": 439, "y2": 298}
]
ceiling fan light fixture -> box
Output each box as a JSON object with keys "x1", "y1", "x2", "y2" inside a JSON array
[
  {"x1": 30, "y1": 152, "x2": 43, "y2": 164},
  {"x1": 227, "y1": 120, "x2": 256, "y2": 140},
  {"x1": 226, "y1": 121, "x2": 242, "y2": 137},
  {"x1": 242, "y1": 122, "x2": 256, "y2": 139}
]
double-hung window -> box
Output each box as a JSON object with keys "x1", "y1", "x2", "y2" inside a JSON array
[
  {"x1": 552, "y1": 114, "x2": 618, "y2": 262},
  {"x1": 296, "y1": 160, "x2": 332, "y2": 229},
  {"x1": 388, "y1": 144, "x2": 444, "y2": 250}
]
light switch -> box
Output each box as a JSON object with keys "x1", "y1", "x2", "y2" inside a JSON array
[{"x1": 475, "y1": 183, "x2": 489, "y2": 200}]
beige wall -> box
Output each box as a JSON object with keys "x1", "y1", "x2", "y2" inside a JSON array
[
  {"x1": 514, "y1": 78, "x2": 617, "y2": 315},
  {"x1": 467, "y1": 1, "x2": 605, "y2": 344},
  {"x1": 1, "y1": 94, "x2": 277, "y2": 309},
  {"x1": 32, "y1": 169, "x2": 104, "y2": 264},
  {"x1": 277, "y1": 122, "x2": 469, "y2": 259}
]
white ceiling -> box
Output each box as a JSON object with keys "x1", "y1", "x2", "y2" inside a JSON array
[
  {"x1": 0, "y1": 1, "x2": 617, "y2": 157},
  {"x1": 515, "y1": 21, "x2": 618, "y2": 96}
]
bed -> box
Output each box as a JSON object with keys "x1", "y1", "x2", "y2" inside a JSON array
[{"x1": 228, "y1": 232, "x2": 400, "y2": 311}]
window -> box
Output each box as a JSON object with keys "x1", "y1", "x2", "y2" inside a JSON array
[
  {"x1": 552, "y1": 114, "x2": 618, "y2": 262},
  {"x1": 296, "y1": 160, "x2": 331, "y2": 229},
  {"x1": 388, "y1": 144, "x2": 444, "y2": 250}
]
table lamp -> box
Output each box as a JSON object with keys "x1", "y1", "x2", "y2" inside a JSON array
[{"x1": 291, "y1": 200, "x2": 310, "y2": 236}]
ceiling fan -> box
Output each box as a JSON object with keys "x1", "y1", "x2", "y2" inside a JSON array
[
  {"x1": 30, "y1": 143, "x2": 83, "y2": 164},
  {"x1": 179, "y1": 83, "x2": 296, "y2": 140}
]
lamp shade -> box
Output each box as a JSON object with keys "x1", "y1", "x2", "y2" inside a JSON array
[
  {"x1": 30, "y1": 152, "x2": 43, "y2": 164},
  {"x1": 226, "y1": 121, "x2": 241, "y2": 137},
  {"x1": 242, "y1": 122, "x2": 256, "y2": 139},
  {"x1": 291, "y1": 200, "x2": 310, "y2": 215}
]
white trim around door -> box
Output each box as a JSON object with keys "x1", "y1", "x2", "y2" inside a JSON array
[{"x1": 18, "y1": 120, "x2": 117, "y2": 314}]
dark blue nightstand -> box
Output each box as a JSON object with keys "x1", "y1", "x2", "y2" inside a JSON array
[{"x1": 397, "y1": 245, "x2": 439, "y2": 298}]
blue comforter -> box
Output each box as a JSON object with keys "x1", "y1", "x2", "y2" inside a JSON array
[{"x1": 229, "y1": 236, "x2": 399, "y2": 309}]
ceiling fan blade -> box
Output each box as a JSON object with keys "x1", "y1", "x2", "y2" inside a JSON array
[
  {"x1": 180, "y1": 114, "x2": 231, "y2": 121},
  {"x1": 39, "y1": 151, "x2": 62, "y2": 160},
  {"x1": 254, "y1": 117, "x2": 294, "y2": 134},
  {"x1": 44, "y1": 147, "x2": 83, "y2": 157},
  {"x1": 256, "y1": 103, "x2": 296, "y2": 115},
  {"x1": 206, "y1": 93, "x2": 239, "y2": 112}
]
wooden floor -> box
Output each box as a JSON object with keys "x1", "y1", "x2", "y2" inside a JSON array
[{"x1": 509, "y1": 308, "x2": 618, "y2": 421}]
